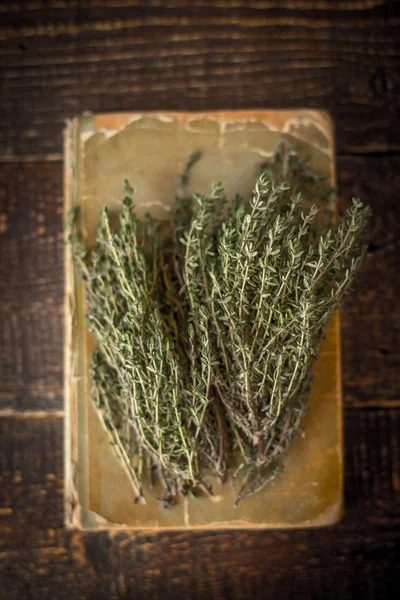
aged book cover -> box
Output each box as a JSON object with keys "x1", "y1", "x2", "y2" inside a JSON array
[{"x1": 64, "y1": 110, "x2": 342, "y2": 530}]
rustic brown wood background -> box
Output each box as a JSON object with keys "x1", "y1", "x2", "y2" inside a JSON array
[{"x1": 1, "y1": 1, "x2": 400, "y2": 598}]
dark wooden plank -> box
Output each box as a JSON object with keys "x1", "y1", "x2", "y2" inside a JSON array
[
  {"x1": 337, "y1": 155, "x2": 400, "y2": 407},
  {"x1": 0, "y1": 0, "x2": 399, "y2": 159},
  {"x1": 344, "y1": 408, "x2": 400, "y2": 513},
  {"x1": 0, "y1": 161, "x2": 63, "y2": 411},
  {"x1": 1, "y1": 528, "x2": 399, "y2": 600},
  {"x1": 0, "y1": 412, "x2": 399, "y2": 599},
  {"x1": 0, "y1": 416, "x2": 64, "y2": 546}
]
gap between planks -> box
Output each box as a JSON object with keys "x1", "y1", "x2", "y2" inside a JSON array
[
  {"x1": 0, "y1": 409, "x2": 64, "y2": 419},
  {"x1": 344, "y1": 400, "x2": 400, "y2": 409},
  {"x1": 0, "y1": 153, "x2": 63, "y2": 163}
]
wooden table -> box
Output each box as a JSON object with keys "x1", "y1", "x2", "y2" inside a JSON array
[{"x1": 0, "y1": 2, "x2": 399, "y2": 598}]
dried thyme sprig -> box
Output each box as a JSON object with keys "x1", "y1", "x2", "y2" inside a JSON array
[
  {"x1": 71, "y1": 184, "x2": 222, "y2": 504},
  {"x1": 70, "y1": 141, "x2": 370, "y2": 506}
]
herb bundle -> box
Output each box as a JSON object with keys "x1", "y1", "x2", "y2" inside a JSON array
[{"x1": 70, "y1": 141, "x2": 370, "y2": 506}]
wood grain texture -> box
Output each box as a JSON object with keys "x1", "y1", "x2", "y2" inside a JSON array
[
  {"x1": 337, "y1": 155, "x2": 400, "y2": 408},
  {"x1": 0, "y1": 1, "x2": 400, "y2": 597},
  {"x1": 0, "y1": 413, "x2": 399, "y2": 599},
  {"x1": 0, "y1": 162, "x2": 63, "y2": 411},
  {"x1": 0, "y1": 0, "x2": 399, "y2": 159}
]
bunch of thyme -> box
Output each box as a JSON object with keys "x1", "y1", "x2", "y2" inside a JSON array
[{"x1": 70, "y1": 141, "x2": 370, "y2": 506}]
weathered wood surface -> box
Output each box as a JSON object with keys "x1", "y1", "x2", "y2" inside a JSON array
[
  {"x1": 0, "y1": 0, "x2": 400, "y2": 160},
  {"x1": 1, "y1": 413, "x2": 399, "y2": 598},
  {"x1": 0, "y1": 1, "x2": 399, "y2": 598}
]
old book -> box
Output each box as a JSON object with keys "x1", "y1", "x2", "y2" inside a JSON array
[{"x1": 64, "y1": 110, "x2": 342, "y2": 530}]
